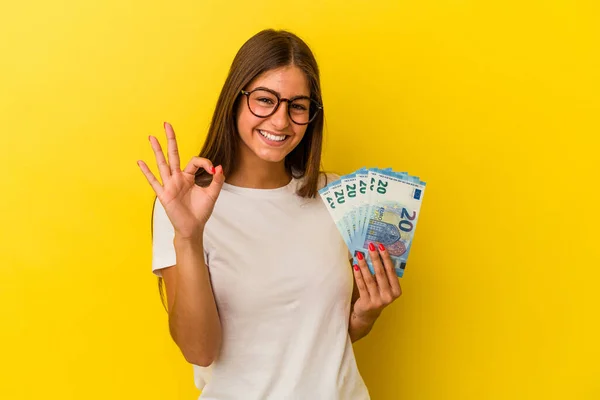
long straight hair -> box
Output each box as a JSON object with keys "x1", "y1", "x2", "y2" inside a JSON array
[{"x1": 155, "y1": 29, "x2": 327, "y2": 310}]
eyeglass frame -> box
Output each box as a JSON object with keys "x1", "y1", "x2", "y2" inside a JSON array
[{"x1": 240, "y1": 87, "x2": 323, "y2": 125}]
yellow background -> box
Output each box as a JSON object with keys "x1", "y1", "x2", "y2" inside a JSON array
[{"x1": 1, "y1": 0, "x2": 598, "y2": 399}]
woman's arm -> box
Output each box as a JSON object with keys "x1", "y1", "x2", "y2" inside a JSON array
[
  {"x1": 161, "y1": 234, "x2": 222, "y2": 366},
  {"x1": 140, "y1": 123, "x2": 225, "y2": 367}
]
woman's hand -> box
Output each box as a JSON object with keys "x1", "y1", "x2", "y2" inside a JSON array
[
  {"x1": 137, "y1": 122, "x2": 225, "y2": 240},
  {"x1": 352, "y1": 242, "x2": 403, "y2": 323}
]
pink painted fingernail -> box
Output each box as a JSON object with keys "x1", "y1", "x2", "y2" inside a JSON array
[
  {"x1": 353, "y1": 265, "x2": 360, "y2": 271},
  {"x1": 378, "y1": 243, "x2": 385, "y2": 251},
  {"x1": 369, "y1": 243, "x2": 375, "y2": 252},
  {"x1": 356, "y1": 252, "x2": 364, "y2": 261}
]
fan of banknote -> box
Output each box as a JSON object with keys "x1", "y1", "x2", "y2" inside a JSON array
[{"x1": 318, "y1": 168, "x2": 426, "y2": 278}]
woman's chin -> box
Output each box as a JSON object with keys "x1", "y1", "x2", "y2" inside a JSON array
[{"x1": 256, "y1": 151, "x2": 287, "y2": 163}]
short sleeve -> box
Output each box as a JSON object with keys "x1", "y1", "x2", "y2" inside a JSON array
[
  {"x1": 151, "y1": 198, "x2": 210, "y2": 277},
  {"x1": 151, "y1": 198, "x2": 176, "y2": 277}
]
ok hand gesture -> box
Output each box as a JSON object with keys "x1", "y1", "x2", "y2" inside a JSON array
[{"x1": 137, "y1": 123, "x2": 225, "y2": 240}]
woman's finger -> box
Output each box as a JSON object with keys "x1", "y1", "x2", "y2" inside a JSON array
[
  {"x1": 149, "y1": 135, "x2": 171, "y2": 184},
  {"x1": 164, "y1": 122, "x2": 181, "y2": 173},
  {"x1": 356, "y1": 251, "x2": 379, "y2": 300},
  {"x1": 368, "y1": 242, "x2": 392, "y2": 297},
  {"x1": 352, "y1": 263, "x2": 369, "y2": 300},
  {"x1": 182, "y1": 156, "x2": 215, "y2": 176},
  {"x1": 137, "y1": 160, "x2": 164, "y2": 196},
  {"x1": 206, "y1": 165, "x2": 226, "y2": 202},
  {"x1": 378, "y1": 243, "x2": 402, "y2": 298}
]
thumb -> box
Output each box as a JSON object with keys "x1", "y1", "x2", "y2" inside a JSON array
[{"x1": 206, "y1": 165, "x2": 225, "y2": 200}]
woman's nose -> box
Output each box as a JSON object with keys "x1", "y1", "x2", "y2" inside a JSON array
[{"x1": 269, "y1": 101, "x2": 291, "y2": 130}]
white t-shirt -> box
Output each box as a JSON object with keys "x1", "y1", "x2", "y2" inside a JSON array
[{"x1": 151, "y1": 173, "x2": 370, "y2": 400}]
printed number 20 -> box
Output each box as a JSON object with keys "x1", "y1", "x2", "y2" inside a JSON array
[{"x1": 399, "y1": 208, "x2": 416, "y2": 232}]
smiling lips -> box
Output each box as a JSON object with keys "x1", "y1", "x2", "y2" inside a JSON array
[{"x1": 258, "y1": 129, "x2": 290, "y2": 146}]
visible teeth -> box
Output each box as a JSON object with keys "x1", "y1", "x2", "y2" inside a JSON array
[{"x1": 259, "y1": 130, "x2": 286, "y2": 142}]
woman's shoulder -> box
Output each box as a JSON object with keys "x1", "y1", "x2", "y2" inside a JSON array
[
  {"x1": 316, "y1": 171, "x2": 342, "y2": 190},
  {"x1": 290, "y1": 169, "x2": 341, "y2": 194}
]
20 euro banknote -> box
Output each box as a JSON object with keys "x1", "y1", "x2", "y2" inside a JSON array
[{"x1": 319, "y1": 168, "x2": 426, "y2": 277}]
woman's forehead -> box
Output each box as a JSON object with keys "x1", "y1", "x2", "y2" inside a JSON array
[{"x1": 249, "y1": 66, "x2": 310, "y2": 97}]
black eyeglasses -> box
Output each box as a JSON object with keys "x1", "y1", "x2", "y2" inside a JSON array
[{"x1": 240, "y1": 87, "x2": 323, "y2": 125}]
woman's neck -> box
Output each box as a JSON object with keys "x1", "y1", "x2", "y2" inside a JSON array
[{"x1": 226, "y1": 158, "x2": 292, "y2": 189}]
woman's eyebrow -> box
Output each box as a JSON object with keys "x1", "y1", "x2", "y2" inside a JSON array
[{"x1": 253, "y1": 86, "x2": 310, "y2": 98}]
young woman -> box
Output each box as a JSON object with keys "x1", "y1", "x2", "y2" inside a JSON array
[{"x1": 137, "y1": 29, "x2": 402, "y2": 399}]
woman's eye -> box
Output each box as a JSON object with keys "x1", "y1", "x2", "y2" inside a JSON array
[
  {"x1": 258, "y1": 98, "x2": 275, "y2": 105},
  {"x1": 291, "y1": 103, "x2": 308, "y2": 111}
]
